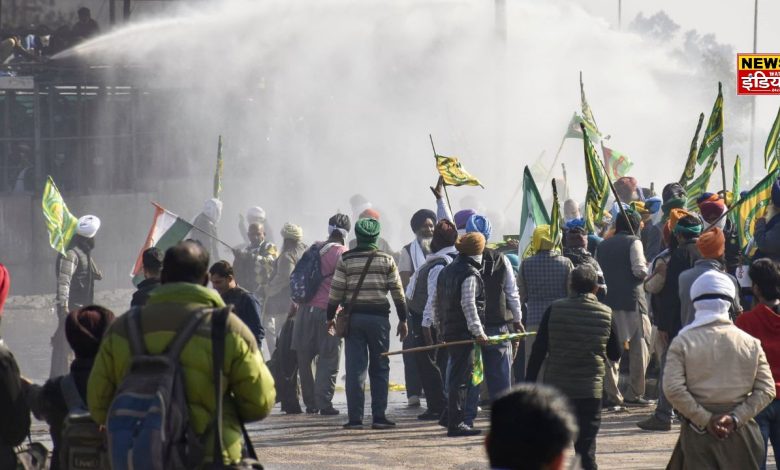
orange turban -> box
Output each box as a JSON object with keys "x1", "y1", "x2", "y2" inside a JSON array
[{"x1": 696, "y1": 227, "x2": 725, "y2": 259}]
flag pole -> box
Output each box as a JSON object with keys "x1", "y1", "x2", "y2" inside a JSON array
[
  {"x1": 719, "y1": 83, "x2": 727, "y2": 194},
  {"x1": 586, "y1": 125, "x2": 636, "y2": 237},
  {"x1": 540, "y1": 136, "x2": 566, "y2": 194},
  {"x1": 430, "y1": 134, "x2": 454, "y2": 215},
  {"x1": 152, "y1": 202, "x2": 234, "y2": 250},
  {"x1": 561, "y1": 163, "x2": 569, "y2": 200}
]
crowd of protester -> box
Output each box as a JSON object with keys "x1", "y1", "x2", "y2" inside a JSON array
[{"x1": 3, "y1": 172, "x2": 780, "y2": 469}]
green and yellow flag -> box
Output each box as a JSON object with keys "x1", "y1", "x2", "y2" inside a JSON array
[
  {"x1": 42, "y1": 176, "x2": 78, "y2": 255},
  {"x1": 686, "y1": 153, "x2": 718, "y2": 212},
  {"x1": 213, "y1": 135, "x2": 224, "y2": 200},
  {"x1": 736, "y1": 168, "x2": 780, "y2": 255},
  {"x1": 765, "y1": 106, "x2": 780, "y2": 172},
  {"x1": 550, "y1": 179, "x2": 563, "y2": 250},
  {"x1": 729, "y1": 155, "x2": 742, "y2": 227},
  {"x1": 679, "y1": 113, "x2": 705, "y2": 187},
  {"x1": 696, "y1": 82, "x2": 724, "y2": 165},
  {"x1": 582, "y1": 124, "x2": 609, "y2": 233},
  {"x1": 436, "y1": 155, "x2": 484, "y2": 187},
  {"x1": 580, "y1": 72, "x2": 601, "y2": 138}
]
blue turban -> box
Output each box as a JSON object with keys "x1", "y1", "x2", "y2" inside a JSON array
[{"x1": 466, "y1": 214, "x2": 492, "y2": 241}]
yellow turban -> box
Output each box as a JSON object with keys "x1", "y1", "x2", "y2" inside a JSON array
[{"x1": 532, "y1": 225, "x2": 555, "y2": 253}]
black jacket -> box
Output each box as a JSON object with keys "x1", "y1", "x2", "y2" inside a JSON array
[
  {"x1": 130, "y1": 278, "x2": 161, "y2": 307},
  {"x1": 0, "y1": 343, "x2": 30, "y2": 467}
]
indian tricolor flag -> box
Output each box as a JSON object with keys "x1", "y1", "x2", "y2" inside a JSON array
[{"x1": 131, "y1": 203, "x2": 193, "y2": 285}]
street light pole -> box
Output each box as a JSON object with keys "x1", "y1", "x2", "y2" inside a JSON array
[
  {"x1": 618, "y1": 0, "x2": 622, "y2": 30},
  {"x1": 749, "y1": 0, "x2": 758, "y2": 180}
]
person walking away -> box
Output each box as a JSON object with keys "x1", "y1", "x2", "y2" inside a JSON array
[
  {"x1": 753, "y1": 177, "x2": 780, "y2": 262},
  {"x1": 264, "y1": 223, "x2": 306, "y2": 354},
  {"x1": 209, "y1": 261, "x2": 265, "y2": 348},
  {"x1": 486, "y1": 384, "x2": 578, "y2": 470},
  {"x1": 25, "y1": 306, "x2": 114, "y2": 470},
  {"x1": 328, "y1": 217, "x2": 408, "y2": 430},
  {"x1": 664, "y1": 271, "x2": 775, "y2": 469},
  {"x1": 0, "y1": 264, "x2": 31, "y2": 469},
  {"x1": 53, "y1": 215, "x2": 102, "y2": 378},
  {"x1": 190, "y1": 198, "x2": 224, "y2": 260},
  {"x1": 292, "y1": 214, "x2": 351, "y2": 416},
  {"x1": 405, "y1": 219, "x2": 458, "y2": 420},
  {"x1": 595, "y1": 209, "x2": 651, "y2": 407},
  {"x1": 562, "y1": 224, "x2": 607, "y2": 299},
  {"x1": 131, "y1": 247, "x2": 163, "y2": 307},
  {"x1": 678, "y1": 227, "x2": 741, "y2": 329},
  {"x1": 526, "y1": 265, "x2": 621, "y2": 470},
  {"x1": 435, "y1": 232, "x2": 489, "y2": 437},
  {"x1": 398, "y1": 209, "x2": 436, "y2": 407},
  {"x1": 640, "y1": 196, "x2": 664, "y2": 261},
  {"x1": 735, "y1": 258, "x2": 780, "y2": 470},
  {"x1": 466, "y1": 214, "x2": 523, "y2": 401},
  {"x1": 88, "y1": 241, "x2": 275, "y2": 466},
  {"x1": 517, "y1": 225, "x2": 573, "y2": 375}
]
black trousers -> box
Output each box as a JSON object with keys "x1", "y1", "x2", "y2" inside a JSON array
[
  {"x1": 446, "y1": 343, "x2": 474, "y2": 431},
  {"x1": 571, "y1": 397, "x2": 602, "y2": 470},
  {"x1": 408, "y1": 311, "x2": 446, "y2": 413}
]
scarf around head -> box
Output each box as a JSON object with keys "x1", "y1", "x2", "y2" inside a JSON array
[{"x1": 355, "y1": 217, "x2": 381, "y2": 250}]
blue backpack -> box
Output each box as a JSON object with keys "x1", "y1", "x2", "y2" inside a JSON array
[
  {"x1": 105, "y1": 307, "x2": 212, "y2": 470},
  {"x1": 290, "y1": 243, "x2": 334, "y2": 304}
]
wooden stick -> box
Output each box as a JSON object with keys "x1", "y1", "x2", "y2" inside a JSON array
[
  {"x1": 382, "y1": 333, "x2": 536, "y2": 357},
  {"x1": 430, "y1": 134, "x2": 453, "y2": 215}
]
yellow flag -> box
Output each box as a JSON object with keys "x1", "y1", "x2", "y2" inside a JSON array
[
  {"x1": 42, "y1": 176, "x2": 78, "y2": 255},
  {"x1": 436, "y1": 155, "x2": 484, "y2": 187}
]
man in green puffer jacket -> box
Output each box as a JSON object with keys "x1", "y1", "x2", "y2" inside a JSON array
[{"x1": 88, "y1": 241, "x2": 275, "y2": 465}]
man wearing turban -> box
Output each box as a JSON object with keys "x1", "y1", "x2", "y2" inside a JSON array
[
  {"x1": 637, "y1": 212, "x2": 701, "y2": 431},
  {"x1": 596, "y1": 209, "x2": 652, "y2": 408},
  {"x1": 517, "y1": 225, "x2": 573, "y2": 377},
  {"x1": 753, "y1": 178, "x2": 780, "y2": 262},
  {"x1": 328, "y1": 218, "x2": 408, "y2": 430},
  {"x1": 264, "y1": 223, "x2": 307, "y2": 354},
  {"x1": 397, "y1": 208, "x2": 437, "y2": 407},
  {"x1": 52, "y1": 214, "x2": 103, "y2": 378}
]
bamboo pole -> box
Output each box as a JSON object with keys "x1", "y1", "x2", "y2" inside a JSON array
[{"x1": 382, "y1": 332, "x2": 537, "y2": 356}]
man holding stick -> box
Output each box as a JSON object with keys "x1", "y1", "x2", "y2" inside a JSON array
[{"x1": 435, "y1": 232, "x2": 489, "y2": 437}]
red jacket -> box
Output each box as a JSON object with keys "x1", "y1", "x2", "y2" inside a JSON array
[{"x1": 736, "y1": 304, "x2": 780, "y2": 397}]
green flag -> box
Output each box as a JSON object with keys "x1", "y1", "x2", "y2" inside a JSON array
[
  {"x1": 550, "y1": 179, "x2": 563, "y2": 250},
  {"x1": 42, "y1": 176, "x2": 78, "y2": 255},
  {"x1": 564, "y1": 112, "x2": 599, "y2": 141},
  {"x1": 518, "y1": 166, "x2": 550, "y2": 257},
  {"x1": 582, "y1": 124, "x2": 610, "y2": 233},
  {"x1": 686, "y1": 153, "x2": 719, "y2": 211},
  {"x1": 679, "y1": 113, "x2": 705, "y2": 187},
  {"x1": 580, "y1": 72, "x2": 601, "y2": 137},
  {"x1": 730, "y1": 155, "x2": 742, "y2": 228},
  {"x1": 696, "y1": 82, "x2": 724, "y2": 165},
  {"x1": 765, "y1": 106, "x2": 780, "y2": 171},
  {"x1": 213, "y1": 135, "x2": 224, "y2": 200}
]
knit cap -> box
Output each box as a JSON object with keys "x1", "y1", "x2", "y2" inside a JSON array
[{"x1": 455, "y1": 232, "x2": 485, "y2": 256}]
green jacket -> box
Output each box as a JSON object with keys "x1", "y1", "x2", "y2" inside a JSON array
[{"x1": 87, "y1": 282, "x2": 276, "y2": 464}]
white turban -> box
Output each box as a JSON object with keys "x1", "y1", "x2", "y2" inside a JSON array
[
  {"x1": 247, "y1": 206, "x2": 266, "y2": 223},
  {"x1": 202, "y1": 198, "x2": 223, "y2": 223},
  {"x1": 691, "y1": 270, "x2": 735, "y2": 314},
  {"x1": 76, "y1": 215, "x2": 101, "y2": 238}
]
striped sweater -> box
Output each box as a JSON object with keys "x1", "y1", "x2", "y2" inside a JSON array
[{"x1": 327, "y1": 248, "x2": 408, "y2": 321}]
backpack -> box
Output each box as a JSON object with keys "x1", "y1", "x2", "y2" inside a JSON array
[
  {"x1": 289, "y1": 243, "x2": 335, "y2": 304},
  {"x1": 105, "y1": 308, "x2": 207, "y2": 470},
  {"x1": 59, "y1": 375, "x2": 108, "y2": 469}
]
